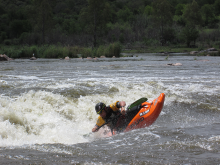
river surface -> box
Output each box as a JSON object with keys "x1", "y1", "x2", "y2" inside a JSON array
[{"x1": 0, "y1": 53, "x2": 220, "y2": 164}]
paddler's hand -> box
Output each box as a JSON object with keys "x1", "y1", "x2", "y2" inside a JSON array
[
  {"x1": 92, "y1": 126, "x2": 99, "y2": 132},
  {"x1": 119, "y1": 101, "x2": 126, "y2": 115},
  {"x1": 121, "y1": 106, "x2": 126, "y2": 115}
]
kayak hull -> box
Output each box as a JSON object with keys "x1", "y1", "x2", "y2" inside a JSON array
[
  {"x1": 124, "y1": 93, "x2": 165, "y2": 132},
  {"x1": 112, "y1": 93, "x2": 165, "y2": 135}
]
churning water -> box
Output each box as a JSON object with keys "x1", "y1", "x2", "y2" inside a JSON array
[{"x1": 0, "y1": 53, "x2": 220, "y2": 164}]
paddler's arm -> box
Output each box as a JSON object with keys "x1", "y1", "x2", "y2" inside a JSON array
[{"x1": 92, "y1": 116, "x2": 105, "y2": 132}]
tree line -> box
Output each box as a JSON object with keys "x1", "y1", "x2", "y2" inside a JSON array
[{"x1": 1, "y1": 0, "x2": 220, "y2": 48}]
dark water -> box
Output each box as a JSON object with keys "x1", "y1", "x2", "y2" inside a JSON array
[{"x1": 0, "y1": 53, "x2": 220, "y2": 164}]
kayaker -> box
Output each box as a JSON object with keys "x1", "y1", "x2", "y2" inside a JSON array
[{"x1": 92, "y1": 101, "x2": 126, "y2": 132}]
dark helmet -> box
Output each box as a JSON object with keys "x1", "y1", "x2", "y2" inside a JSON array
[{"x1": 95, "y1": 102, "x2": 106, "y2": 114}]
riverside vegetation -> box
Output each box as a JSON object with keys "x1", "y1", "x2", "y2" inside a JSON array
[
  {"x1": 2, "y1": 42, "x2": 220, "y2": 59},
  {"x1": 1, "y1": 0, "x2": 220, "y2": 58},
  {"x1": 0, "y1": 42, "x2": 122, "y2": 59}
]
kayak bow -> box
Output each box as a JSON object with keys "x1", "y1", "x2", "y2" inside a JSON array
[
  {"x1": 124, "y1": 93, "x2": 165, "y2": 132},
  {"x1": 112, "y1": 93, "x2": 165, "y2": 135}
]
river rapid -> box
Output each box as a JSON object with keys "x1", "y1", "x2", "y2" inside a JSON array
[{"x1": 0, "y1": 53, "x2": 220, "y2": 164}]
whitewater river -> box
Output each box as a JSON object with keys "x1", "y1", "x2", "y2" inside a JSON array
[{"x1": 0, "y1": 53, "x2": 220, "y2": 164}]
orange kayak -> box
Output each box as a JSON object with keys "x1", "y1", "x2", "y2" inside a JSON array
[{"x1": 112, "y1": 93, "x2": 165, "y2": 135}]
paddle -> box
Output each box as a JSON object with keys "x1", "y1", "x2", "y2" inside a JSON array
[{"x1": 127, "y1": 97, "x2": 148, "y2": 110}]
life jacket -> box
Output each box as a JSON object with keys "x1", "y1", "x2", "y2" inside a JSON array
[
  {"x1": 104, "y1": 106, "x2": 120, "y2": 129},
  {"x1": 95, "y1": 101, "x2": 120, "y2": 129}
]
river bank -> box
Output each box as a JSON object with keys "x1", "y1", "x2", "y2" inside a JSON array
[
  {"x1": 123, "y1": 44, "x2": 220, "y2": 55},
  {"x1": 0, "y1": 43, "x2": 122, "y2": 59},
  {"x1": 1, "y1": 43, "x2": 220, "y2": 60}
]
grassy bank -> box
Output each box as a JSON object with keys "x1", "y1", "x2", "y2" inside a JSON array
[
  {"x1": 123, "y1": 43, "x2": 220, "y2": 54},
  {"x1": 1, "y1": 42, "x2": 220, "y2": 59},
  {"x1": 0, "y1": 42, "x2": 122, "y2": 59}
]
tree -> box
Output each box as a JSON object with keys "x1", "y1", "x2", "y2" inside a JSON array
[
  {"x1": 175, "y1": 4, "x2": 185, "y2": 16},
  {"x1": 80, "y1": 0, "x2": 111, "y2": 48},
  {"x1": 180, "y1": 25, "x2": 199, "y2": 47},
  {"x1": 201, "y1": 4, "x2": 217, "y2": 28},
  {"x1": 0, "y1": 1, "x2": 6, "y2": 15},
  {"x1": 182, "y1": 0, "x2": 202, "y2": 26},
  {"x1": 163, "y1": 28, "x2": 176, "y2": 44},
  {"x1": 144, "y1": 5, "x2": 153, "y2": 16},
  {"x1": 34, "y1": 0, "x2": 53, "y2": 44},
  {"x1": 214, "y1": 0, "x2": 220, "y2": 16},
  {"x1": 182, "y1": 0, "x2": 202, "y2": 47},
  {"x1": 127, "y1": 0, "x2": 146, "y2": 15},
  {"x1": 197, "y1": 0, "x2": 216, "y2": 7},
  {"x1": 117, "y1": 7, "x2": 133, "y2": 22},
  {"x1": 10, "y1": 20, "x2": 31, "y2": 38},
  {"x1": 152, "y1": 0, "x2": 173, "y2": 46}
]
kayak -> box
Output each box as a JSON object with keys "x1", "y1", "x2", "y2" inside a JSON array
[{"x1": 105, "y1": 93, "x2": 165, "y2": 136}]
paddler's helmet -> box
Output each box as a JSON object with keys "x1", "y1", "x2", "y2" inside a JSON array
[{"x1": 95, "y1": 102, "x2": 106, "y2": 114}]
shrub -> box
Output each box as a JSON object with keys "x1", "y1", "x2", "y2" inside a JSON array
[
  {"x1": 0, "y1": 44, "x2": 122, "y2": 59},
  {"x1": 4, "y1": 40, "x2": 11, "y2": 45},
  {"x1": 43, "y1": 45, "x2": 59, "y2": 58},
  {"x1": 68, "y1": 46, "x2": 80, "y2": 58},
  {"x1": 0, "y1": 32, "x2": 7, "y2": 42},
  {"x1": 30, "y1": 45, "x2": 38, "y2": 57},
  {"x1": 96, "y1": 45, "x2": 105, "y2": 57},
  {"x1": 105, "y1": 42, "x2": 122, "y2": 57},
  {"x1": 62, "y1": 47, "x2": 69, "y2": 58},
  {"x1": 81, "y1": 48, "x2": 93, "y2": 58}
]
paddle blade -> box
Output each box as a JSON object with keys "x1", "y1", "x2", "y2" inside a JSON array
[{"x1": 127, "y1": 97, "x2": 148, "y2": 110}]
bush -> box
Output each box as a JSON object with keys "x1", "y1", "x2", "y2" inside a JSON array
[
  {"x1": 62, "y1": 47, "x2": 69, "y2": 58},
  {"x1": 96, "y1": 45, "x2": 105, "y2": 57},
  {"x1": 68, "y1": 46, "x2": 80, "y2": 58},
  {"x1": 198, "y1": 44, "x2": 205, "y2": 51},
  {"x1": 105, "y1": 42, "x2": 122, "y2": 57},
  {"x1": 43, "y1": 45, "x2": 63, "y2": 58},
  {"x1": 0, "y1": 32, "x2": 7, "y2": 43},
  {"x1": 0, "y1": 44, "x2": 122, "y2": 59},
  {"x1": 81, "y1": 48, "x2": 93, "y2": 58},
  {"x1": 4, "y1": 40, "x2": 11, "y2": 45},
  {"x1": 15, "y1": 46, "x2": 38, "y2": 58},
  {"x1": 30, "y1": 45, "x2": 38, "y2": 57}
]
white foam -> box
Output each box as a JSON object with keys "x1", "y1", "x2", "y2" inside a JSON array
[
  {"x1": 10, "y1": 75, "x2": 40, "y2": 80},
  {"x1": 0, "y1": 71, "x2": 219, "y2": 147},
  {"x1": 0, "y1": 90, "x2": 94, "y2": 147}
]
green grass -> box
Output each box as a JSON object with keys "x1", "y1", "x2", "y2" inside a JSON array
[
  {"x1": 122, "y1": 43, "x2": 220, "y2": 54},
  {"x1": 0, "y1": 42, "x2": 122, "y2": 59},
  {"x1": 202, "y1": 29, "x2": 216, "y2": 33},
  {"x1": 1, "y1": 42, "x2": 219, "y2": 58}
]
